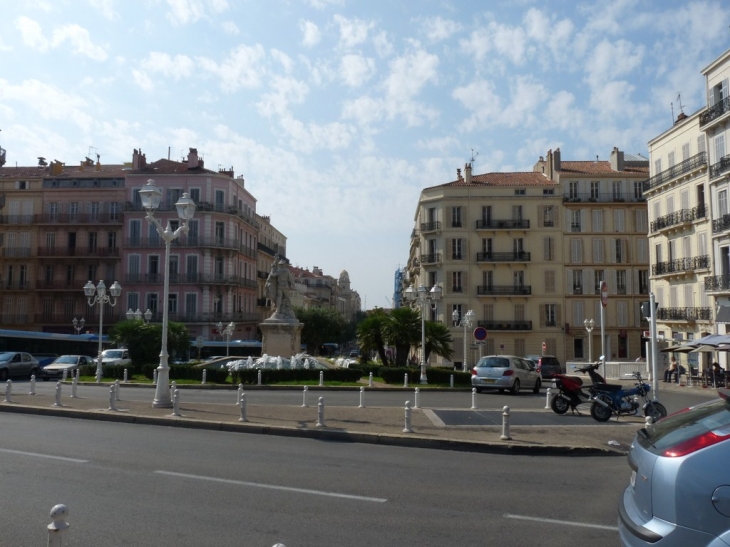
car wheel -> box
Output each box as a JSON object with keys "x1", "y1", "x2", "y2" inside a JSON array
[
  {"x1": 498, "y1": 388, "x2": 505, "y2": 393},
  {"x1": 551, "y1": 395, "x2": 570, "y2": 415},
  {"x1": 30, "y1": 367, "x2": 39, "y2": 380},
  {"x1": 644, "y1": 402, "x2": 667, "y2": 422},
  {"x1": 0, "y1": 368, "x2": 7, "y2": 381},
  {"x1": 532, "y1": 378, "x2": 541, "y2": 393},
  {"x1": 510, "y1": 379, "x2": 521, "y2": 395}
]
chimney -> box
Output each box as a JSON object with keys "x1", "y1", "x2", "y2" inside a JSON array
[
  {"x1": 456, "y1": 168, "x2": 462, "y2": 181},
  {"x1": 546, "y1": 149, "x2": 553, "y2": 180},
  {"x1": 79, "y1": 161, "x2": 84, "y2": 172},
  {"x1": 464, "y1": 162, "x2": 472, "y2": 184},
  {"x1": 553, "y1": 148, "x2": 561, "y2": 172},
  {"x1": 132, "y1": 148, "x2": 147, "y2": 170},
  {"x1": 50, "y1": 160, "x2": 63, "y2": 176},
  {"x1": 96, "y1": 158, "x2": 101, "y2": 171},
  {"x1": 610, "y1": 147, "x2": 625, "y2": 171},
  {"x1": 187, "y1": 148, "x2": 199, "y2": 169}
]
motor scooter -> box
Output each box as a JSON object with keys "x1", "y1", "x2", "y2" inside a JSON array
[
  {"x1": 590, "y1": 370, "x2": 667, "y2": 423},
  {"x1": 550, "y1": 362, "x2": 606, "y2": 415}
]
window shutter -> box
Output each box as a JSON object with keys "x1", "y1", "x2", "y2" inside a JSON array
[
  {"x1": 537, "y1": 206, "x2": 544, "y2": 227},
  {"x1": 463, "y1": 271, "x2": 468, "y2": 295},
  {"x1": 609, "y1": 270, "x2": 617, "y2": 293},
  {"x1": 556, "y1": 305, "x2": 562, "y2": 325},
  {"x1": 623, "y1": 239, "x2": 629, "y2": 263},
  {"x1": 625, "y1": 271, "x2": 632, "y2": 294},
  {"x1": 566, "y1": 269, "x2": 573, "y2": 295},
  {"x1": 539, "y1": 305, "x2": 546, "y2": 328},
  {"x1": 446, "y1": 207, "x2": 452, "y2": 227}
]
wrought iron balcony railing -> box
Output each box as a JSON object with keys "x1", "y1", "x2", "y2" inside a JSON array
[
  {"x1": 420, "y1": 221, "x2": 441, "y2": 232},
  {"x1": 656, "y1": 307, "x2": 712, "y2": 322},
  {"x1": 713, "y1": 214, "x2": 730, "y2": 234},
  {"x1": 652, "y1": 255, "x2": 710, "y2": 276},
  {"x1": 34, "y1": 213, "x2": 122, "y2": 224},
  {"x1": 476, "y1": 251, "x2": 530, "y2": 262},
  {"x1": 700, "y1": 96, "x2": 730, "y2": 127},
  {"x1": 420, "y1": 253, "x2": 441, "y2": 264},
  {"x1": 2, "y1": 247, "x2": 32, "y2": 257},
  {"x1": 477, "y1": 320, "x2": 532, "y2": 331},
  {"x1": 642, "y1": 152, "x2": 707, "y2": 191},
  {"x1": 475, "y1": 219, "x2": 530, "y2": 229},
  {"x1": 477, "y1": 285, "x2": 531, "y2": 296},
  {"x1": 650, "y1": 205, "x2": 707, "y2": 233},
  {"x1": 37, "y1": 247, "x2": 120, "y2": 258},
  {"x1": 710, "y1": 154, "x2": 730, "y2": 180},
  {"x1": 562, "y1": 192, "x2": 645, "y2": 203},
  {"x1": 705, "y1": 275, "x2": 730, "y2": 292}
]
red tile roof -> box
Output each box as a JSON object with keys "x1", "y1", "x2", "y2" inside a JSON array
[
  {"x1": 432, "y1": 171, "x2": 556, "y2": 189},
  {"x1": 559, "y1": 161, "x2": 648, "y2": 177},
  {"x1": 131, "y1": 159, "x2": 222, "y2": 176}
]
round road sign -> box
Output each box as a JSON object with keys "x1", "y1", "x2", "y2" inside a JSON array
[
  {"x1": 600, "y1": 281, "x2": 609, "y2": 308},
  {"x1": 473, "y1": 326, "x2": 488, "y2": 341}
]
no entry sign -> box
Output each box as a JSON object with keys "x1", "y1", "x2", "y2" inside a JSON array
[{"x1": 473, "y1": 326, "x2": 487, "y2": 341}]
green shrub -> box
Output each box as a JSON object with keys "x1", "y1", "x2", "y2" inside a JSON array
[
  {"x1": 232, "y1": 368, "x2": 362, "y2": 385},
  {"x1": 378, "y1": 366, "x2": 471, "y2": 385}
]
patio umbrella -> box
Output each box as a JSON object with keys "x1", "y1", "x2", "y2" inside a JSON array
[
  {"x1": 665, "y1": 345, "x2": 695, "y2": 353},
  {"x1": 690, "y1": 345, "x2": 720, "y2": 353}
]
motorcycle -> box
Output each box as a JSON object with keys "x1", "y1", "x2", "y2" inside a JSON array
[
  {"x1": 590, "y1": 370, "x2": 667, "y2": 423},
  {"x1": 550, "y1": 363, "x2": 606, "y2": 415}
]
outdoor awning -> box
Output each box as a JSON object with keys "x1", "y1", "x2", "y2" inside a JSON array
[
  {"x1": 691, "y1": 345, "x2": 719, "y2": 353},
  {"x1": 717, "y1": 306, "x2": 730, "y2": 324}
]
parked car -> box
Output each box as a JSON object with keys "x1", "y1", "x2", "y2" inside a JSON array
[
  {"x1": 0, "y1": 352, "x2": 40, "y2": 380},
  {"x1": 31, "y1": 353, "x2": 58, "y2": 368},
  {"x1": 528, "y1": 355, "x2": 562, "y2": 378},
  {"x1": 100, "y1": 349, "x2": 131, "y2": 367},
  {"x1": 471, "y1": 355, "x2": 541, "y2": 394},
  {"x1": 618, "y1": 390, "x2": 730, "y2": 546},
  {"x1": 41, "y1": 355, "x2": 96, "y2": 380},
  {"x1": 349, "y1": 349, "x2": 360, "y2": 358}
]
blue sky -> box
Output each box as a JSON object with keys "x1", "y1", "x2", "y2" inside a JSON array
[{"x1": 1, "y1": 0, "x2": 729, "y2": 310}]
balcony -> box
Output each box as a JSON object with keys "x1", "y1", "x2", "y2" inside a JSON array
[
  {"x1": 420, "y1": 253, "x2": 441, "y2": 265},
  {"x1": 34, "y1": 313, "x2": 123, "y2": 325},
  {"x1": 477, "y1": 285, "x2": 531, "y2": 296},
  {"x1": 476, "y1": 251, "x2": 530, "y2": 262},
  {"x1": 0, "y1": 215, "x2": 34, "y2": 225},
  {"x1": 700, "y1": 96, "x2": 730, "y2": 127},
  {"x1": 656, "y1": 307, "x2": 712, "y2": 322},
  {"x1": 420, "y1": 221, "x2": 441, "y2": 233},
  {"x1": 0, "y1": 281, "x2": 30, "y2": 291},
  {"x1": 563, "y1": 192, "x2": 645, "y2": 203},
  {"x1": 713, "y1": 214, "x2": 730, "y2": 234},
  {"x1": 126, "y1": 201, "x2": 259, "y2": 229},
  {"x1": 2, "y1": 247, "x2": 32, "y2": 258},
  {"x1": 477, "y1": 320, "x2": 532, "y2": 331},
  {"x1": 710, "y1": 154, "x2": 730, "y2": 180},
  {"x1": 35, "y1": 280, "x2": 85, "y2": 291},
  {"x1": 642, "y1": 152, "x2": 707, "y2": 192},
  {"x1": 475, "y1": 219, "x2": 529, "y2": 230},
  {"x1": 0, "y1": 314, "x2": 30, "y2": 325},
  {"x1": 651, "y1": 205, "x2": 707, "y2": 233},
  {"x1": 37, "y1": 247, "x2": 121, "y2": 258},
  {"x1": 705, "y1": 275, "x2": 730, "y2": 294},
  {"x1": 652, "y1": 255, "x2": 710, "y2": 276},
  {"x1": 34, "y1": 213, "x2": 122, "y2": 225}
]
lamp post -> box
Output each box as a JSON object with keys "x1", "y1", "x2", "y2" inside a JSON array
[
  {"x1": 584, "y1": 318, "x2": 595, "y2": 362},
  {"x1": 139, "y1": 178, "x2": 196, "y2": 408},
  {"x1": 217, "y1": 321, "x2": 235, "y2": 356},
  {"x1": 405, "y1": 284, "x2": 442, "y2": 384},
  {"x1": 72, "y1": 317, "x2": 85, "y2": 335},
  {"x1": 452, "y1": 309, "x2": 475, "y2": 372},
  {"x1": 84, "y1": 280, "x2": 122, "y2": 383},
  {"x1": 126, "y1": 308, "x2": 152, "y2": 323}
]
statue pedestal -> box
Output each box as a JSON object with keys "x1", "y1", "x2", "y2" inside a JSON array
[{"x1": 260, "y1": 318, "x2": 303, "y2": 357}]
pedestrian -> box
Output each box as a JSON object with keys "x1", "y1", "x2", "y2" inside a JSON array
[{"x1": 664, "y1": 357, "x2": 679, "y2": 383}]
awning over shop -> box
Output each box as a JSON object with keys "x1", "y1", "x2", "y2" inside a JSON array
[{"x1": 717, "y1": 306, "x2": 730, "y2": 324}]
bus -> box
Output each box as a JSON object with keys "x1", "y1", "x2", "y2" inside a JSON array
[{"x1": 0, "y1": 328, "x2": 106, "y2": 361}]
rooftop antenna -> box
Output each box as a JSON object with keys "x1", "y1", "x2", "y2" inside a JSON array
[
  {"x1": 670, "y1": 102, "x2": 674, "y2": 124},
  {"x1": 677, "y1": 93, "x2": 684, "y2": 114},
  {"x1": 470, "y1": 148, "x2": 479, "y2": 164}
]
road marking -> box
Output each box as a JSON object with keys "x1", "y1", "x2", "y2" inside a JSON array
[
  {"x1": 504, "y1": 513, "x2": 618, "y2": 531},
  {"x1": 0, "y1": 448, "x2": 88, "y2": 463},
  {"x1": 155, "y1": 470, "x2": 387, "y2": 503}
]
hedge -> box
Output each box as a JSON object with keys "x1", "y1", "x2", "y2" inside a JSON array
[{"x1": 378, "y1": 366, "x2": 471, "y2": 386}]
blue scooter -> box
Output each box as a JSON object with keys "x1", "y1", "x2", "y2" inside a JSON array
[{"x1": 590, "y1": 370, "x2": 667, "y2": 423}]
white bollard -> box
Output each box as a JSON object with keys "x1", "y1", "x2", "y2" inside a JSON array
[
  {"x1": 239, "y1": 393, "x2": 248, "y2": 422},
  {"x1": 95, "y1": 364, "x2": 102, "y2": 384},
  {"x1": 236, "y1": 383, "x2": 243, "y2": 405},
  {"x1": 316, "y1": 396, "x2": 325, "y2": 427},
  {"x1": 71, "y1": 376, "x2": 78, "y2": 398},
  {"x1": 302, "y1": 385, "x2": 308, "y2": 407},
  {"x1": 169, "y1": 380, "x2": 177, "y2": 400},
  {"x1": 359, "y1": 386, "x2": 365, "y2": 408},
  {"x1": 62, "y1": 369, "x2": 68, "y2": 381},
  {"x1": 403, "y1": 400, "x2": 413, "y2": 433},
  {"x1": 53, "y1": 382, "x2": 63, "y2": 407},
  {"x1": 645, "y1": 415, "x2": 654, "y2": 427},
  {"x1": 257, "y1": 369, "x2": 262, "y2": 386},
  {"x1": 75, "y1": 368, "x2": 79, "y2": 380},
  {"x1": 47, "y1": 504, "x2": 70, "y2": 547},
  {"x1": 368, "y1": 372, "x2": 373, "y2": 387},
  {"x1": 123, "y1": 368, "x2": 128, "y2": 383},
  {"x1": 471, "y1": 387, "x2": 477, "y2": 410},
  {"x1": 202, "y1": 369, "x2": 207, "y2": 385},
  {"x1": 114, "y1": 379, "x2": 121, "y2": 401},
  {"x1": 319, "y1": 370, "x2": 324, "y2": 387},
  {"x1": 450, "y1": 374, "x2": 454, "y2": 388},
  {"x1": 108, "y1": 385, "x2": 117, "y2": 411},
  {"x1": 414, "y1": 387, "x2": 420, "y2": 409},
  {"x1": 4, "y1": 379, "x2": 12, "y2": 403},
  {"x1": 544, "y1": 387, "x2": 552, "y2": 409},
  {"x1": 404, "y1": 373, "x2": 409, "y2": 388},
  {"x1": 501, "y1": 405, "x2": 512, "y2": 440},
  {"x1": 153, "y1": 368, "x2": 158, "y2": 385},
  {"x1": 171, "y1": 389, "x2": 181, "y2": 417},
  {"x1": 29, "y1": 374, "x2": 36, "y2": 395}
]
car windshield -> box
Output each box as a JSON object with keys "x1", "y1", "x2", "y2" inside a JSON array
[
  {"x1": 102, "y1": 350, "x2": 123, "y2": 358},
  {"x1": 0, "y1": 353, "x2": 15, "y2": 362},
  {"x1": 478, "y1": 357, "x2": 509, "y2": 368},
  {"x1": 54, "y1": 356, "x2": 78, "y2": 364}
]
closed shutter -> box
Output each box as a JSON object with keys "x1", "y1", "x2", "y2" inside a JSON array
[
  {"x1": 539, "y1": 304, "x2": 546, "y2": 328},
  {"x1": 566, "y1": 269, "x2": 573, "y2": 295},
  {"x1": 556, "y1": 305, "x2": 562, "y2": 325},
  {"x1": 537, "y1": 205, "x2": 544, "y2": 227}
]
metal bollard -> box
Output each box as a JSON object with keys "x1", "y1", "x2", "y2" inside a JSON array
[
  {"x1": 29, "y1": 374, "x2": 36, "y2": 395},
  {"x1": 53, "y1": 382, "x2": 63, "y2": 407},
  {"x1": 450, "y1": 374, "x2": 454, "y2": 388},
  {"x1": 403, "y1": 400, "x2": 413, "y2": 433},
  {"x1": 153, "y1": 368, "x2": 158, "y2": 385},
  {"x1": 545, "y1": 387, "x2": 552, "y2": 409},
  {"x1": 62, "y1": 369, "x2": 68, "y2": 381},
  {"x1": 471, "y1": 387, "x2": 477, "y2": 409},
  {"x1": 404, "y1": 373, "x2": 408, "y2": 388},
  {"x1": 71, "y1": 375, "x2": 78, "y2": 398},
  {"x1": 319, "y1": 370, "x2": 324, "y2": 386},
  {"x1": 236, "y1": 383, "x2": 243, "y2": 405},
  {"x1": 202, "y1": 369, "x2": 207, "y2": 385},
  {"x1": 171, "y1": 389, "x2": 181, "y2": 417},
  {"x1": 108, "y1": 385, "x2": 117, "y2": 411},
  {"x1": 302, "y1": 385, "x2": 308, "y2": 407},
  {"x1": 47, "y1": 503, "x2": 70, "y2": 547},
  {"x1": 359, "y1": 386, "x2": 365, "y2": 408},
  {"x1": 123, "y1": 368, "x2": 128, "y2": 383},
  {"x1": 501, "y1": 405, "x2": 512, "y2": 440},
  {"x1": 4, "y1": 379, "x2": 12, "y2": 403},
  {"x1": 369, "y1": 372, "x2": 373, "y2": 387},
  {"x1": 257, "y1": 369, "x2": 262, "y2": 386},
  {"x1": 115, "y1": 379, "x2": 121, "y2": 401},
  {"x1": 414, "y1": 387, "x2": 420, "y2": 409},
  {"x1": 239, "y1": 393, "x2": 248, "y2": 422},
  {"x1": 316, "y1": 396, "x2": 325, "y2": 427}
]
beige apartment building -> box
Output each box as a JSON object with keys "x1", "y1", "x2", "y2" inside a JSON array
[{"x1": 407, "y1": 148, "x2": 649, "y2": 369}]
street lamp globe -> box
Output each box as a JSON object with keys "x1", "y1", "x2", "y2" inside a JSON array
[
  {"x1": 139, "y1": 179, "x2": 163, "y2": 211},
  {"x1": 144, "y1": 309, "x2": 153, "y2": 323}
]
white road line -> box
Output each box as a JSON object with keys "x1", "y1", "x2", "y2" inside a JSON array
[
  {"x1": 0, "y1": 448, "x2": 88, "y2": 463},
  {"x1": 155, "y1": 470, "x2": 387, "y2": 503},
  {"x1": 504, "y1": 513, "x2": 618, "y2": 531}
]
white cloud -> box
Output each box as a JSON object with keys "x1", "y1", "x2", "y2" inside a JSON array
[
  {"x1": 16, "y1": 17, "x2": 107, "y2": 60},
  {"x1": 452, "y1": 79, "x2": 502, "y2": 130},
  {"x1": 372, "y1": 30, "x2": 393, "y2": 58},
  {"x1": 0, "y1": 34, "x2": 11, "y2": 52},
  {"x1": 132, "y1": 69, "x2": 154, "y2": 91},
  {"x1": 300, "y1": 20, "x2": 321, "y2": 47},
  {"x1": 341, "y1": 95, "x2": 384, "y2": 126},
  {"x1": 421, "y1": 16, "x2": 462, "y2": 42},
  {"x1": 165, "y1": 0, "x2": 229, "y2": 26},
  {"x1": 415, "y1": 136, "x2": 460, "y2": 154},
  {"x1": 271, "y1": 49, "x2": 294, "y2": 73},
  {"x1": 140, "y1": 52, "x2": 196, "y2": 79},
  {"x1": 586, "y1": 39, "x2": 644, "y2": 85},
  {"x1": 0, "y1": 79, "x2": 93, "y2": 131},
  {"x1": 88, "y1": 0, "x2": 119, "y2": 20},
  {"x1": 339, "y1": 54, "x2": 375, "y2": 87},
  {"x1": 382, "y1": 47, "x2": 440, "y2": 125},
  {"x1": 278, "y1": 116, "x2": 355, "y2": 153},
  {"x1": 197, "y1": 44, "x2": 267, "y2": 91},
  {"x1": 544, "y1": 91, "x2": 581, "y2": 131},
  {"x1": 222, "y1": 21, "x2": 239, "y2": 35},
  {"x1": 303, "y1": 0, "x2": 344, "y2": 9},
  {"x1": 256, "y1": 76, "x2": 308, "y2": 118},
  {"x1": 16, "y1": 16, "x2": 47, "y2": 50},
  {"x1": 333, "y1": 14, "x2": 375, "y2": 49}
]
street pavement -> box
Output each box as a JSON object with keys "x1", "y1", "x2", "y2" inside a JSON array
[{"x1": 0, "y1": 378, "x2": 720, "y2": 457}]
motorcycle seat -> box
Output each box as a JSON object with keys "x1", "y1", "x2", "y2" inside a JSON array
[{"x1": 592, "y1": 383, "x2": 623, "y2": 392}]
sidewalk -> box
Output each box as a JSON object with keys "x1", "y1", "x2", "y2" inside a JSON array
[{"x1": 0, "y1": 383, "x2": 664, "y2": 457}]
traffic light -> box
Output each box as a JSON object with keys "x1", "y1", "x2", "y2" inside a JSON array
[{"x1": 641, "y1": 302, "x2": 659, "y2": 319}]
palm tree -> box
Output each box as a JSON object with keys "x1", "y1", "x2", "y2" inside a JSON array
[
  {"x1": 357, "y1": 310, "x2": 390, "y2": 365},
  {"x1": 383, "y1": 307, "x2": 421, "y2": 367},
  {"x1": 424, "y1": 321, "x2": 454, "y2": 363}
]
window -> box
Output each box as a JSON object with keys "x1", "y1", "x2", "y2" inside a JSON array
[
  {"x1": 88, "y1": 232, "x2": 97, "y2": 253},
  {"x1": 45, "y1": 265, "x2": 53, "y2": 284},
  {"x1": 482, "y1": 238, "x2": 492, "y2": 254},
  {"x1": 544, "y1": 270, "x2": 555, "y2": 293},
  {"x1": 590, "y1": 181, "x2": 599, "y2": 200},
  {"x1": 189, "y1": 188, "x2": 200, "y2": 203},
  {"x1": 720, "y1": 190, "x2": 728, "y2": 217},
  {"x1": 46, "y1": 232, "x2": 56, "y2": 249},
  {"x1": 215, "y1": 190, "x2": 225, "y2": 209},
  {"x1": 481, "y1": 206, "x2": 491, "y2": 225},
  {"x1": 614, "y1": 210, "x2": 625, "y2": 232},
  {"x1": 452, "y1": 271, "x2": 463, "y2": 293},
  {"x1": 90, "y1": 202, "x2": 100, "y2": 220},
  {"x1": 634, "y1": 181, "x2": 643, "y2": 200},
  {"x1": 544, "y1": 237, "x2": 554, "y2": 261},
  {"x1": 594, "y1": 270, "x2": 604, "y2": 295},
  {"x1": 569, "y1": 181, "x2": 579, "y2": 199},
  {"x1": 545, "y1": 304, "x2": 557, "y2": 327},
  {"x1": 637, "y1": 239, "x2": 648, "y2": 262},
  {"x1": 168, "y1": 293, "x2": 178, "y2": 314},
  {"x1": 654, "y1": 158, "x2": 662, "y2": 175},
  {"x1": 514, "y1": 189, "x2": 525, "y2": 195},
  {"x1": 570, "y1": 210, "x2": 581, "y2": 232},
  {"x1": 451, "y1": 206, "x2": 462, "y2": 228},
  {"x1": 147, "y1": 293, "x2": 158, "y2": 314},
  {"x1": 513, "y1": 238, "x2": 524, "y2": 255},
  {"x1": 514, "y1": 270, "x2": 524, "y2": 288},
  {"x1": 715, "y1": 134, "x2": 726, "y2": 164},
  {"x1": 512, "y1": 205, "x2": 523, "y2": 220},
  {"x1": 639, "y1": 270, "x2": 649, "y2": 294},
  {"x1": 215, "y1": 222, "x2": 225, "y2": 245},
  {"x1": 592, "y1": 210, "x2": 603, "y2": 232},
  {"x1": 482, "y1": 270, "x2": 493, "y2": 289},
  {"x1": 186, "y1": 255, "x2": 198, "y2": 282},
  {"x1": 615, "y1": 239, "x2": 626, "y2": 263},
  {"x1": 570, "y1": 239, "x2": 583, "y2": 263},
  {"x1": 110, "y1": 202, "x2": 120, "y2": 221},
  {"x1": 185, "y1": 293, "x2": 197, "y2": 317},
  {"x1": 108, "y1": 232, "x2": 117, "y2": 249},
  {"x1": 543, "y1": 189, "x2": 554, "y2": 195},
  {"x1": 612, "y1": 181, "x2": 623, "y2": 200},
  {"x1": 682, "y1": 143, "x2": 690, "y2": 161},
  {"x1": 698, "y1": 135, "x2": 707, "y2": 155},
  {"x1": 668, "y1": 151, "x2": 675, "y2": 168},
  {"x1": 573, "y1": 270, "x2": 583, "y2": 294},
  {"x1": 187, "y1": 220, "x2": 199, "y2": 244},
  {"x1": 617, "y1": 270, "x2": 627, "y2": 294},
  {"x1": 451, "y1": 238, "x2": 463, "y2": 260},
  {"x1": 542, "y1": 206, "x2": 554, "y2": 227},
  {"x1": 635, "y1": 210, "x2": 648, "y2": 233},
  {"x1": 617, "y1": 302, "x2": 628, "y2": 327},
  {"x1": 428, "y1": 207, "x2": 437, "y2": 222},
  {"x1": 17, "y1": 180, "x2": 27, "y2": 190},
  {"x1": 129, "y1": 220, "x2": 141, "y2": 245}
]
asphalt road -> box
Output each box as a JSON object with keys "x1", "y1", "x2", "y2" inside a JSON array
[{"x1": 3, "y1": 412, "x2": 629, "y2": 547}]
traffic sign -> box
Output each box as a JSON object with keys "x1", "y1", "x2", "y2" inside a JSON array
[
  {"x1": 473, "y1": 326, "x2": 488, "y2": 341},
  {"x1": 600, "y1": 281, "x2": 609, "y2": 308},
  {"x1": 542, "y1": 341, "x2": 546, "y2": 351}
]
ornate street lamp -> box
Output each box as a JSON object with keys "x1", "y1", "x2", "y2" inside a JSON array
[
  {"x1": 140, "y1": 178, "x2": 196, "y2": 408},
  {"x1": 452, "y1": 309, "x2": 476, "y2": 373},
  {"x1": 584, "y1": 318, "x2": 595, "y2": 362},
  {"x1": 405, "y1": 283, "x2": 442, "y2": 384},
  {"x1": 217, "y1": 321, "x2": 235, "y2": 356},
  {"x1": 84, "y1": 279, "x2": 122, "y2": 383},
  {"x1": 126, "y1": 308, "x2": 153, "y2": 323},
  {"x1": 72, "y1": 317, "x2": 85, "y2": 335}
]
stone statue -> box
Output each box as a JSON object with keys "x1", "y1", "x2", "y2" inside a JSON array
[{"x1": 264, "y1": 255, "x2": 296, "y2": 321}]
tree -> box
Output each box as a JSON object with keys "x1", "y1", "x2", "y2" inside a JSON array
[
  {"x1": 357, "y1": 309, "x2": 390, "y2": 365},
  {"x1": 294, "y1": 307, "x2": 347, "y2": 355},
  {"x1": 383, "y1": 307, "x2": 421, "y2": 367},
  {"x1": 424, "y1": 321, "x2": 454, "y2": 362},
  {"x1": 109, "y1": 320, "x2": 190, "y2": 365}
]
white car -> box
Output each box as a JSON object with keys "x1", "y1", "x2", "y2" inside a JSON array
[{"x1": 101, "y1": 349, "x2": 131, "y2": 367}]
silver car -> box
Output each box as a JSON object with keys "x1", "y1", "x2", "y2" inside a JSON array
[
  {"x1": 0, "y1": 351, "x2": 40, "y2": 381},
  {"x1": 619, "y1": 390, "x2": 730, "y2": 546},
  {"x1": 41, "y1": 355, "x2": 96, "y2": 380},
  {"x1": 471, "y1": 355, "x2": 541, "y2": 394}
]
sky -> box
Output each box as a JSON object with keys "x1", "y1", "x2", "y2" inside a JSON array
[{"x1": 1, "y1": 0, "x2": 730, "y2": 311}]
